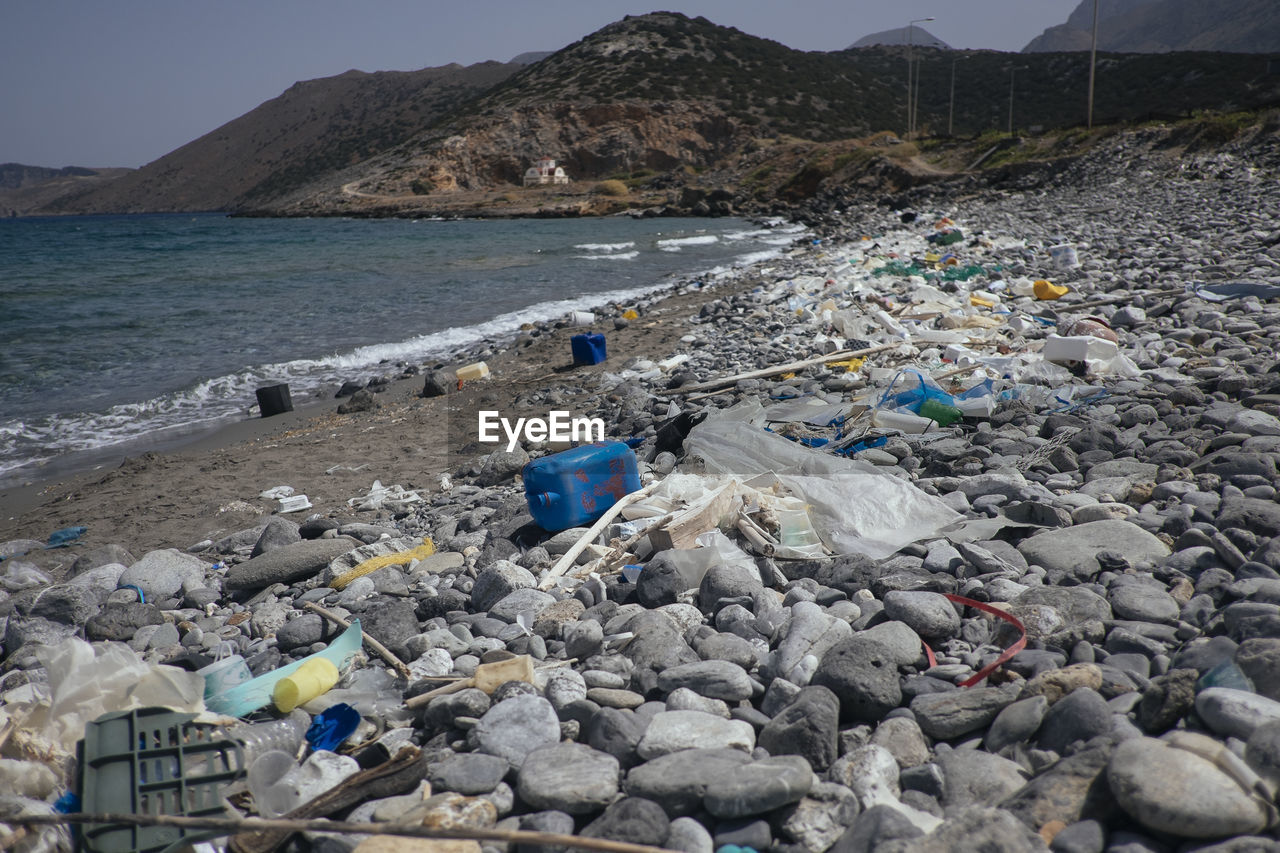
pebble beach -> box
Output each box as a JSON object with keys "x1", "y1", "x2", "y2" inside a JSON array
[{"x1": 4, "y1": 126, "x2": 1280, "y2": 853}]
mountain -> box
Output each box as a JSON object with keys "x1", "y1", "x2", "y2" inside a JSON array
[
  {"x1": 21, "y1": 12, "x2": 1280, "y2": 217},
  {"x1": 851, "y1": 27, "x2": 951, "y2": 49},
  {"x1": 1025, "y1": 0, "x2": 1280, "y2": 53},
  {"x1": 0, "y1": 164, "x2": 133, "y2": 217},
  {"x1": 41, "y1": 60, "x2": 525, "y2": 215}
]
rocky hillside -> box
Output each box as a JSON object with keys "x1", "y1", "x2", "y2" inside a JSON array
[
  {"x1": 22, "y1": 12, "x2": 1280, "y2": 217},
  {"x1": 39, "y1": 60, "x2": 524, "y2": 215},
  {"x1": 259, "y1": 13, "x2": 1280, "y2": 217},
  {"x1": 0, "y1": 164, "x2": 132, "y2": 217},
  {"x1": 1025, "y1": 0, "x2": 1280, "y2": 53}
]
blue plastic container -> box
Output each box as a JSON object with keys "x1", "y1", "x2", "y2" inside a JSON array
[
  {"x1": 571, "y1": 333, "x2": 607, "y2": 365},
  {"x1": 523, "y1": 442, "x2": 641, "y2": 531}
]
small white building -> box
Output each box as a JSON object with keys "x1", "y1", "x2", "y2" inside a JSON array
[{"x1": 523, "y1": 156, "x2": 570, "y2": 186}]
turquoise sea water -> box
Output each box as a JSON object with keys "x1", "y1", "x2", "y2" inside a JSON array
[{"x1": 0, "y1": 213, "x2": 805, "y2": 486}]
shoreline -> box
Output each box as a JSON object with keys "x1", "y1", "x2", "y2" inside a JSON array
[
  {"x1": 0, "y1": 239, "x2": 799, "y2": 566},
  {"x1": 0, "y1": 213, "x2": 804, "y2": 511}
]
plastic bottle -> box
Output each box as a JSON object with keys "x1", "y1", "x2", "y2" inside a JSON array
[
  {"x1": 227, "y1": 709, "x2": 312, "y2": 767},
  {"x1": 274, "y1": 658, "x2": 340, "y2": 713},
  {"x1": 918, "y1": 398, "x2": 964, "y2": 427},
  {"x1": 870, "y1": 409, "x2": 934, "y2": 434}
]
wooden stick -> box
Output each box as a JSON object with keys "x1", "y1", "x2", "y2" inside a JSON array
[
  {"x1": 671, "y1": 342, "x2": 899, "y2": 394},
  {"x1": 302, "y1": 602, "x2": 412, "y2": 681},
  {"x1": 1, "y1": 812, "x2": 675, "y2": 853},
  {"x1": 538, "y1": 483, "x2": 660, "y2": 591},
  {"x1": 1063, "y1": 287, "x2": 1183, "y2": 311}
]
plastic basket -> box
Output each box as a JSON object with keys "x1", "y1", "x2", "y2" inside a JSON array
[{"x1": 76, "y1": 707, "x2": 244, "y2": 853}]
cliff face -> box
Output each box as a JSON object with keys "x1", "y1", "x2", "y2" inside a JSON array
[{"x1": 1025, "y1": 0, "x2": 1280, "y2": 53}]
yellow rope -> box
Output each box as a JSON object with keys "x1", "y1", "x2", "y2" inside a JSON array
[{"x1": 330, "y1": 539, "x2": 435, "y2": 590}]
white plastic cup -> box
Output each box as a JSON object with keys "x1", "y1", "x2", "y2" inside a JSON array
[{"x1": 1049, "y1": 244, "x2": 1080, "y2": 269}]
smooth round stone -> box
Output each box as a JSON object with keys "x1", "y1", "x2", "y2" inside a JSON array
[
  {"x1": 517, "y1": 742, "x2": 620, "y2": 814},
  {"x1": 1107, "y1": 736, "x2": 1270, "y2": 838},
  {"x1": 882, "y1": 591, "x2": 961, "y2": 641},
  {"x1": 1108, "y1": 584, "x2": 1180, "y2": 624},
  {"x1": 702, "y1": 755, "x2": 814, "y2": 819},
  {"x1": 656, "y1": 660, "x2": 753, "y2": 702},
  {"x1": 587, "y1": 687, "x2": 646, "y2": 709},
  {"x1": 635, "y1": 711, "x2": 755, "y2": 760},
  {"x1": 473, "y1": 695, "x2": 561, "y2": 770},
  {"x1": 1196, "y1": 687, "x2": 1280, "y2": 740}
]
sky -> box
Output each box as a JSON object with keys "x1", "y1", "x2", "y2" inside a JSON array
[{"x1": 1, "y1": 1, "x2": 1074, "y2": 169}]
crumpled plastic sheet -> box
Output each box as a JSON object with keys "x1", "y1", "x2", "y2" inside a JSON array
[
  {"x1": 1195, "y1": 282, "x2": 1280, "y2": 302},
  {"x1": 0, "y1": 638, "x2": 205, "y2": 762},
  {"x1": 0, "y1": 795, "x2": 71, "y2": 853},
  {"x1": 346, "y1": 479, "x2": 424, "y2": 511},
  {"x1": 683, "y1": 410, "x2": 959, "y2": 559}
]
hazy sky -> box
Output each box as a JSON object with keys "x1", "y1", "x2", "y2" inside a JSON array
[{"x1": 2, "y1": 1, "x2": 1073, "y2": 169}]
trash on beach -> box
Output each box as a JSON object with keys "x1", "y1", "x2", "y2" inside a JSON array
[
  {"x1": 683, "y1": 406, "x2": 960, "y2": 559},
  {"x1": 569, "y1": 310, "x2": 595, "y2": 326},
  {"x1": 329, "y1": 538, "x2": 436, "y2": 590},
  {"x1": 43, "y1": 527, "x2": 86, "y2": 549},
  {"x1": 404, "y1": 654, "x2": 536, "y2": 709},
  {"x1": 195, "y1": 643, "x2": 252, "y2": 703},
  {"x1": 0, "y1": 638, "x2": 206, "y2": 767},
  {"x1": 305, "y1": 703, "x2": 360, "y2": 753},
  {"x1": 1193, "y1": 281, "x2": 1280, "y2": 302},
  {"x1": 277, "y1": 494, "x2": 312, "y2": 513},
  {"x1": 455, "y1": 361, "x2": 490, "y2": 383},
  {"x1": 259, "y1": 485, "x2": 295, "y2": 500},
  {"x1": 273, "y1": 657, "x2": 340, "y2": 713},
  {"x1": 523, "y1": 442, "x2": 641, "y2": 531},
  {"x1": 346, "y1": 480, "x2": 424, "y2": 512},
  {"x1": 1048, "y1": 243, "x2": 1080, "y2": 269},
  {"x1": 570, "y1": 332, "x2": 607, "y2": 365},
  {"x1": 1, "y1": 561, "x2": 53, "y2": 592},
  {"x1": 255, "y1": 383, "x2": 293, "y2": 418},
  {"x1": 76, "y1": 706, "x2": 244, "y2": 853},
  {"x1": 205, "y1": 620, "x2": 364, "y2": 718},
  {"x1": 1033, "y1": 279, "x2": 1069, "y2": 300}
]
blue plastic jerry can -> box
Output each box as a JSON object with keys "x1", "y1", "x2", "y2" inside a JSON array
[
  {"x1": 571, "y1": 333, "x2": 607, "y2": 365},
  {"x1": 523, "y1": 442, "x2": 641, "y2": 531}
]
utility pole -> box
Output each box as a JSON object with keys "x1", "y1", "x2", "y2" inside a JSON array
[
  {"x1": 905, "y1": 18, "x2": 934, "y2": 138},
  {"x1": 1008, "y1": 67, "x2": 1016, "y2": 136},
  {"x1": 948, "y1": 57, "x2": 959, "y2": 136},
  {"x1": 1087, "y1": 0, "x2": 1100, "y2": 128}
]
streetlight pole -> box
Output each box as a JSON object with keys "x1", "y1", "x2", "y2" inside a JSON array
[
  {"x1": 1087, "y1": 0, "x2": 1099, "y2": 128},
  {"x1": 905, "y1": 17, "x2": 934, "y2": 138}
]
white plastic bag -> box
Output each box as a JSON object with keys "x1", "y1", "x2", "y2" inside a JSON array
[{"x1": 684, "y1": 416, "x2": 959, "y2": 559}]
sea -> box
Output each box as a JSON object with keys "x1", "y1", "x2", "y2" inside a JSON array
[{"x1": 0, "y1": 213, "x2": 807, "y2": 488}]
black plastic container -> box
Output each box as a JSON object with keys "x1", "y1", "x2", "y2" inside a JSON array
[{"x1": 255, "y1": 383, "x2": 293, "y2": 417}]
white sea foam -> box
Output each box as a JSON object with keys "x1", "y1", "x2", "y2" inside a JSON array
[
  {"x1": 656, "y1": 235, "x2": 720, "y2": 250},
  {"x1": 573, "y1": 251, "x2": 639, "y2": 261},
  {"x1": 573, "y1": 241, "x2": 636, "y2": 251}
]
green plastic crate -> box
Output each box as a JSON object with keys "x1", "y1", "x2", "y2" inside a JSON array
[{"x1": 76, "y1": 707, "x2": 245, "y2": 853}]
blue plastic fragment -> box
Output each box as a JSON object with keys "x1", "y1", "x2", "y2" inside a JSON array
[
  {"x1": 45, "y1": 526, "x2": 87, "y2": 549},
  {"x1": 121, "y1": 584, "x2": 147, "y2": 604},
  {"x1": 624, "y1": 436, "x2": 646, "y2": 448},
  {"x1": 54, "y1": 791, "x2": 80, "y2": 814},
  {"x1": 306, "y1": 702, "x2": 361, "y2": 752}
]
